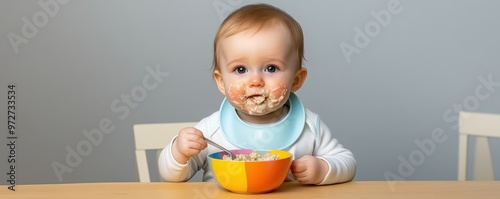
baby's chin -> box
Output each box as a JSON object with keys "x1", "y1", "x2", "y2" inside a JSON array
[{"x1": 228, "y1": 97, "x2": 286, "y2": 118}]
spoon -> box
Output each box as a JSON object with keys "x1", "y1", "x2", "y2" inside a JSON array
[{"x1": 204, "y1": 137, "x2": 236, "y2": 160}]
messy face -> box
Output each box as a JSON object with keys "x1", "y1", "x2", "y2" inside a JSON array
[
  {"x1": 227, "y1": 81, "x2": 288, "y2": 115},
  {"x1": 214, "y1": 24, "x2": 303, "y2": 120}
]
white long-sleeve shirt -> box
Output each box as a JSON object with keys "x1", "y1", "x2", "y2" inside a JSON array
[{"x1": 158, "y1": 109, "x2": 356, "y2": 185}]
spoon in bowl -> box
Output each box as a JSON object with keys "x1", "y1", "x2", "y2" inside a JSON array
[{"x1": 203, "y1": 137, "x2": 236, "y2": 160}]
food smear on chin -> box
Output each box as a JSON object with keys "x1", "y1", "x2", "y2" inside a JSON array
[{"x1": 227, "y1": 82, "x2": 287, "y2": 115}]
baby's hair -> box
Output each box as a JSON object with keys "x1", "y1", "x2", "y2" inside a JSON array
[{"x1": 212, "y1": 3, "x2": 304, "y2": 72}]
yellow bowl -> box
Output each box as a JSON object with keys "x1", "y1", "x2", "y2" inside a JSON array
[{"x1": 208, "y1": 149, "x2": 292, "y2": 194}]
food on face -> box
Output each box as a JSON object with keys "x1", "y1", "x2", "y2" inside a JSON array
[
  {"x1": 227, "y1": 82, "x2": 288, "y2": 115},
  {"x1": 223, "y1": 152, "x2": 279, "y2": 161},
  {"x1": 251, "y1": 96, "x2": 266, "y2": 104}
]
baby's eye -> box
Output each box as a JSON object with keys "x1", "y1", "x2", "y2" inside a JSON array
[
  {"x1": 265, "y1": 65, "x2": 278, "y2": 73},
  {"x1": 235, "y1": 66, "x2": 247, "y2": 74}
]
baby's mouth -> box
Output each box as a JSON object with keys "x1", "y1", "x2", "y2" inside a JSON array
[{"x1": 247, "y1": 94, "x2": 266, "y2": 105}]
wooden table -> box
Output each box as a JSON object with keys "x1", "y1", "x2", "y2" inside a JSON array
[{"x1": 1, "y1": 181, "x2": 499, "y2": 198}]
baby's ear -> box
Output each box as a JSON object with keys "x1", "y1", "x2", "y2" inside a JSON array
[
  {"x1": 291, "y1": 67, "x2": 307, "y2": 92},
  {"x1": 213, "y1": 70, "x2": 226, "y2": 95}
]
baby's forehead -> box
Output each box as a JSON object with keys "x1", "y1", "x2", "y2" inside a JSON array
[
  {"x1": 218, "y1": 28, "x2": 294, "y2": 56},
  {"x1": 226, "y1": 17, "x2": 290, "y2": 36},
  {"x1": 213, "y1": 17, "x2": 302, "y2": 70}
]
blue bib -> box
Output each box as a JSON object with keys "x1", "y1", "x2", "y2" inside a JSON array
[{"x1": 219, "y1": 92, "x2": 305, "y2": 150}]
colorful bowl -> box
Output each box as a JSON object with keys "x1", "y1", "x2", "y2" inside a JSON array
[{"x1": 208, "y1": 149, "x2": 292, "y2": 194}]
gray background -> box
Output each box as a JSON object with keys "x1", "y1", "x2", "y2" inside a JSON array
[{"x1": 1, "y1": 0, "x2": 499, "y2": 184}]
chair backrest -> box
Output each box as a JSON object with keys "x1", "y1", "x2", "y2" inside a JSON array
[
  {"x1": 458, "y1": 111, "x2": 500, "y2": 180},
  {"x1": 133, "y1": 122, "x2": 197, "y2": 182}
]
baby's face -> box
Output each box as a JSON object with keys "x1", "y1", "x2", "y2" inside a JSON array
[{"x1": 214, "y1": 24, "x2": 298, "y2": 117}]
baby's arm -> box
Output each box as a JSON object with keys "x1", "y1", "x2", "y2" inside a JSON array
[
  {"x1": 158, "y1": 127, "x2": 207, "y2": 182},
  {"x1": 292, "y1": 118, "x2": 356, "y2": 185}
]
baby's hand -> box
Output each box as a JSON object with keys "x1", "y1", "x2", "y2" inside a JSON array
[
  {"x1": 291, "y1": 155, "x2": 329, "y2": 184},
  {"x1": 171, "y1": 127, "x2": 207, "y2": 164}
]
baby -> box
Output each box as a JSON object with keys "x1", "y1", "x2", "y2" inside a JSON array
[{"x1": 159, "y1": 3, "x2": 356, "y2": 185}]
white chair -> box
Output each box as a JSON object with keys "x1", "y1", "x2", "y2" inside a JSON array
[
  {"x1": 458, "y1": 111, "x2": 500, "y2": 180},
  {"x1": 133, "y1": 122, "x2": 197, "y2": 182}
]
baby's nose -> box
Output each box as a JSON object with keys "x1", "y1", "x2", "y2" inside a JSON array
[{"x1": 248, "y1": 74, "x2": 264, "y2": 87}]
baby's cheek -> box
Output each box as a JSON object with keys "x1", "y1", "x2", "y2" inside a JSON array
[
  {"x1": 268, "y1": 84, "x2": 288, "y2": 103},
  {"x1": 227, "y1": 82, "x2": 247, "y2": 107}
]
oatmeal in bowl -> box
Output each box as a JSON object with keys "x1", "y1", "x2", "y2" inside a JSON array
[{"x1": 208, "y1": 149, "x2": 292, "y2": 194}]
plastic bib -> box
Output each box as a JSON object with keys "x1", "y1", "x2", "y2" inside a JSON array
[{"x1": 219, "y1": 92, "x2": 305, "y2": 150}]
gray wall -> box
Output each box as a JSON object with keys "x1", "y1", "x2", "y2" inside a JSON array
[{"x1": 1, "y1": 0, "x2": 499, "y2": 184}]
